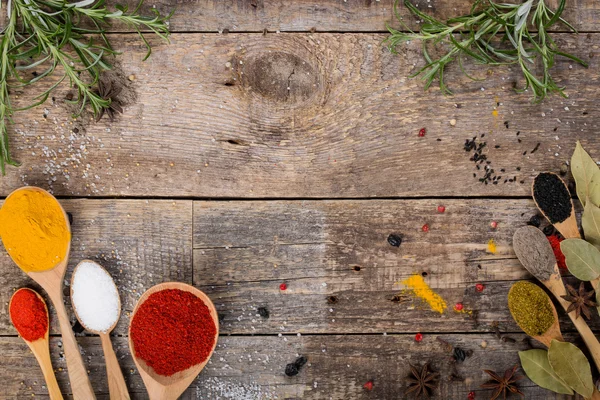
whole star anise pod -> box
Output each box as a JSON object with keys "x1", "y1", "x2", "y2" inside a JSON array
[
  {"x1": 406, "y1": 362, "x2": 438, "y2": 399},
  {"x1": 480, "y1": 365, "x2": 524, "y2": 400},
  {"x1": 561, "y1": 282, "x2": 598, "y2": 320},
  {"x1": 95, "y1": 79, "x2": 124, "y2": 122}
]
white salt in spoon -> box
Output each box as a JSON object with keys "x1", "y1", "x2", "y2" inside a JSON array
[{"x1": 71, "y1": 260, "x2": 130, "y2": 400}]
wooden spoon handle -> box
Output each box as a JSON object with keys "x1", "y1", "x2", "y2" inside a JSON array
[
  {"x1": 100, "y1": 333, "x2": 130, "y2": 400},
  {"x1": 51, "y1": 295, "x2": 97, "y2": 399},
  {"x1": 29, "y1": 340, "x2": 64, "y2": 400},
  {"x1": 546, "y1": 277, "x2": 600, "y2": 372}
]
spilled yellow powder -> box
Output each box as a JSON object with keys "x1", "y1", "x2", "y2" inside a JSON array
[
  {"x1": 401, "y1": 274, "x2": 447, "y2": 314},
  {"x1": 492, "y1": 109, "x2": 499, "y2": 117},
  {"x1": 487, "y1": 239, "x2": 497, "y2": 254}
]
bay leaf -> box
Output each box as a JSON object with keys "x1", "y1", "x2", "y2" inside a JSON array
[
  {"x1": 548, "y1": 340, "x2": 594, "y2": 398},
  {"x1": 560, "y1": 238, "x2": 600, "y2": 281},
  {"x1": 571, "y1": 141, "x2": 600, "y2": 207},
  {"x1": 519, "y1": 349, "x2": 573, "y2": 395},
  {"x1": 582, "y1": 202, "x2": 600, "y2": 249}
]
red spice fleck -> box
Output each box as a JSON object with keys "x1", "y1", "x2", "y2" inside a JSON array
[
  {"x1": 490, "y1": 221, "x2": 498, "y2": 229},
  {"x1": 547, "y1": 235, "x2": 566, "y2": 269},
  {"x1": 422, "y1": 224, "x2": 429, "y2": 232},
  {"x1": 475, "y1": 283, "x2": 485, "y2": 293},
  {"x1": 468, "y1": 391, "x2": 476, "y2": 400},
  {"x1": 437, "y1": 205, "x2": 446, "y2": 213},
  {"x1": 454, "y1": 302, "x2": 464, "y2": 311},
  {"x1": 9, "y1": 288, "x2": 48, "y2": 342},
  {"x1": 130, "y1": 289, "x2": 217, "y2": 376},
  {"x1": 363, "y1": 381, "x2": 374, "y2": 391},
  {"x1": 279, "y1": 283, "x2": 288, "y2": 291},
  {"x1": 415, "y1": 332, "x2": 423, "y2": 342},
  {"x1": 418, "y1": 128, "x2": 426, "y2": 137}
]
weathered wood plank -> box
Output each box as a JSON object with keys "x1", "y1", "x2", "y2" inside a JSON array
[
  {"x1": 0, "y1": 334, "x2": 584, "y2": 399},
  {"x1": 121, "y1": 0, "x2": 600, "y2": 33},
  {"x1": 2, "y1": 32, "x2": 598, "y2": 198},
  {"x1": 193, "y1": 199, "x2": 600, "y2": 335},
  {"x1": 0, "y1": 199, "x2": 193, "y2": 336}
]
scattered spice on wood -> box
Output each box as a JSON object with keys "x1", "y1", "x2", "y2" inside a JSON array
[
  {"x1": 527, "y1": 215, "x2": 542, "y2": 228},
  {"x1": 533, "y1": 173, "x2": 572, "y2": 224},
  {"x1": 475, "y1": 283, "x2": 485, "y2": 292},
  {"x1": 468, "y1": 391, "x2": 476, "y2": 400},
  {"x1": 508, "y1": 281, "x2": 555, "y2": 337},
  {"x1": 363, "y1": 380, "x2": 374, "y2": 391},
  {"x1": 406, "y1": 363, "x2": 438, "y2": 399},
  {"x1": 402, "y1": 274, "x2": 447, "y2": 314},
  {"x1": 487, "y1": 239, "x2": 497, "y2": 254},
  {"x1": 257, "y1": 307, "x2": 270, "y2": 319},
  {"x1": 421, "y1": 224, "x2": 429, "y2": 232},
  {"x1": 9, "y1": 288, "x2": 48, "y2": 341},
  {"x1": 490, "y1": 221, "x2": 498, "y2": 229},
  {"x1": 279, "y1": 283, "x2": 288, "y2": 291},
  {"x1": 387, "y1": 233, "x2": 403, "y2": 247},
  {"x1": 418, "y1": 128, "x2": 426, "y2": 137},
  {"x1": 561, "y1": 282, "x2": 598, "y2": 320},
  {"x1": 454, "y1": 302, "x2": 464, "y2": 311},
  {"x1": 285, "y1": 356, "x2": 308, "y2": 377},
  {"x1": 130, "y1": 289, "x2": 217, "y2": 376},
  {"x1": 453, "y1": 347, "x2": 472, "y2": 363},
  {"x1": 437, "y1": 205, "x2": 445, "y2": 213},
  {"x1": 480, "y1": 365, "x2": 524, "y2": 400},
  {"x1": 530, "y1": 142, "x2": 541, "y2": 154},
  {"x1": 415, "y1": 332, "x2": 423, "y2": 342}
]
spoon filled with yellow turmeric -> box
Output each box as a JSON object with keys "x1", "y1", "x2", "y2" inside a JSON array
[{"x1": 0, "y1": 187, "x2": 96, "y2": 399}]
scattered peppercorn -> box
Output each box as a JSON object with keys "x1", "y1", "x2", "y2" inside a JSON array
[
  {"x1": 476, "y1": 283, "x2": 485, "y2": 292},
  {"x1": 257, "y1": 307, "x2": 270, "y2": 318},
  {"x1": 437, "y1": 205, "x2": 446, "y2": 213},
  {"x1": 490, "y1": 221, "x2": 498, "y2": 229},
  {"x1": 294, "y1": 356, "x2": 307, "y2": 368},
  {"x1": 387, "y1": 233, "x2": 403, "y2": 247},
  {"x1": 415, "y1": 333, "x2": 423, "y2": 342},
  {"x1": 454, "y1": 303, "x2": 464, "y2": 311},
  {"x1": 418, "y1": 128, "x2": 426, "y2": 137},
  {"x1": 285, "y1": 363, "x2": 299, "y2": 377},
  {"x1": 422, "y1": 224, "x2": 429, "y2": 232},
  {"x1": 527, "y1": 215, "x2": 541, "y2": 228},
  {"x1": 468, "y1": 391, "x2": 476, "y2": 400},
  {"x1": 542, "y1": 225, "x2": 555, "y2": 236},
  {"x1": 363, "y1": 381, "x2": 374, "y2": 391},
  {"x1": 279, "y1": 283, "x2": 287, "y2": 291}
]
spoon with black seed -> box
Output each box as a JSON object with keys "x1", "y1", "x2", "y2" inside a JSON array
[
  {"x1": 513, "y1": 226, "x2": 600, "y2": 372},
  {"x1": 532, "y1": 172, "x2": 580, "y2": 239}
]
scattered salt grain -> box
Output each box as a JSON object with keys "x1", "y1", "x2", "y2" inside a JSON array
[{"x1": 71, "y1": 261, "x2": 120, "y2": 333}]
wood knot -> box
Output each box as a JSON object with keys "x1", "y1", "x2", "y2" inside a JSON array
[{"x1": 240, "y1": 51, "x2": 320, "y2": 104}]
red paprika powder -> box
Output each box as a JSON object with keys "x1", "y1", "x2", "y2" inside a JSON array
[
  {"x1": 9, "y1": 288, "x2": 48, "y2": 341},
  {"x1": 130, "y1": 289, "x2": 217, "y2": 376},
  {"x1": 547, "y1": 235, "x2": 566, "y2": 270}
]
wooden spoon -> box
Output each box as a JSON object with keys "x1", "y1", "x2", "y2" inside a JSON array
[
  {"x1": 532, "y1": 172, "x2": 580, "y2": 239},
  {"x1": 9, "y1": 288, "x2": 63, "y2": 400},
  {"x1": 513, "y1": 226, "x2": 600, "y2": 372},
  {"x1": 3, "y1": 187, "x2": 96, "y2": 399},
  {"x1": 71, "y1": 260, "x2": 130, "y2": 400},
  {"x1": 128, "y1": 282, "x2": 219, "y2": 400}
]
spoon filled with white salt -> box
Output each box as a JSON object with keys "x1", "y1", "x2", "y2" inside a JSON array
[{"x1": 71, "y1": 260, "x2": 130, "y2": 400}]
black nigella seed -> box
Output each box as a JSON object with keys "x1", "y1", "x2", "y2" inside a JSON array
[
  {"x1": 531, "y1": 143, "x2": 541, "y2": 154},
  {"x1": 285, "y1": 363, "x2": 299, "y2": 377},
  {"x1": 527, "y1": 215, "x2": 542, "y2": 228},
  {"x1": 387, "y1": 234, "x2": 402, "y2": 247},
  {"x1": 258, "y1": 307, "x2": 270, "y2": 319},
  {"x1": 533, "y1": 173, "x2": 572, "y2": 224},
  {"x1": 294, "y1": 356, "x2": 308, "y2": 368}
]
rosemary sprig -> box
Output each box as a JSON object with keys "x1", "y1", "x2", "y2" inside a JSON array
[
  {"x1": 385, "y1": 0, "x2": 587, "y2": 103},
  {"x1": 0, "y1": 0, "x2": 172, "y2": 174}
]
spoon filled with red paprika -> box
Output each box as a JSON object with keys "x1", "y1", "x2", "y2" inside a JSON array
[
  {"x1": 128, "y1": 282, "x2": 219, "y2": 400},
  {"x1": 9, "y1": 288, "x2": 63, "y2": 400}
]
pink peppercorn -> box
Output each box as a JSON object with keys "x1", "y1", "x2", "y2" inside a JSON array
[
  {"x1": 475, "y1": 283, "x2": 485, "y2": 292},
  {"x1": 418, "y1": 128, "x2": 426, "y2": 137},
  {"x1": 468, "y1": 391, "x2": 475, "y2": 400},
  {"x1": 363, "y1": 381, "x2": 374, "y2": 391},
  {"x1": 454, "y1": 303, "x2": 464, "y2": 311},
  {"x1": 422, "y1": 224, "x2": 429, "y2": 232},
  {"x1": 437, "y1": 205, "x2": 445, "y2": 213},
  {"x1": 490, "y1": 221, "x2": 498, "y2": 229},
  {"x1": 279, "y1": 283, "x2": 287, "y2": 291},
  {"x1": 415, "y1": 333, "x2": 423, "y2": 342}
]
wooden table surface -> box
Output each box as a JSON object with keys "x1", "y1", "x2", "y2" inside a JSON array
[{"x1": 1, "y1": 0, "x2": 600, "y2": 398}]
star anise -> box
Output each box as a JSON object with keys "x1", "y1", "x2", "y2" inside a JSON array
[
  {"x1": 95, "y1": 79, "x2": 124, "y2": 122},
  {"x1": 406, "y1": 362, "x2": 438, "y2": 399},
  {"x1": 480, "y1": 365, "x2": 524, "y2": 400},
  {"x1": 561, "y1": 282, "x2": 598, "y2": 320}
]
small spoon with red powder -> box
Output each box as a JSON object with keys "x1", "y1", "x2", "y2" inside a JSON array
[
  {"x1": 128, "y1": 282, "x2": 219, "y2": 400},
  {"x1": 9, "y1": 288, "x2": 63, "y2": 399}
]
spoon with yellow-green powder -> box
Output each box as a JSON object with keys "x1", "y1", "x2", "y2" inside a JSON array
[
  {"x1": 0, "y1": 187, "x2": 96, "y2": 399},
  {"x1": 508, "y1": 281, "x2": 562, "y2": 346}
]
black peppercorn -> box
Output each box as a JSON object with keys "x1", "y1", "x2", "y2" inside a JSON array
[
  {"x1": 542, "y1": 225, "x2": 555, "y2": 236},
  {"x1": 285, "y1": 363, "x2": 299, "y2": 377},
  {"x1": 294, "y1": 356, "x2": 308, "y2": 368},
  {"x1": 387, "y1": 234, "x2": 403, "y2": 247},
  {"x1": 527, "y1": 215, "x2": 541, "y2": 228}
]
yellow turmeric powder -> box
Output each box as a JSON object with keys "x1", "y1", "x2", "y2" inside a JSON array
[
  {"x1": 401, "y1": 274, "x2": 447, "y2": 314},
  {"x1": 0, "y1": 188, "x2": 70, "y2": 272},
  {"x1": 487, "y1": 239, "x2": 497, "y2": 254}
]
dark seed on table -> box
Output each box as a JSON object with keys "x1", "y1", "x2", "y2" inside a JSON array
[
  {"x1": 543, "y1": 225, "x2": 555, "y2": 236},
  {"x1": 294, "y1": 356, "x2": 308, "y2": 368},
  {"x1": 533, "y1": 173, "x2": 572, "y2": 224},
  {"x1": 531, "y1": 143, "x2": 541, "y2": 154},
  {"x1": 527, "y1": 215, "x2": 542, "y2": 228},
  {"x1": 387, "y1": 234, "x2": 403, "y2": 247},
  {"x1": 258, "y1": 307, "x2": 270, "y2": 318},
  {"x1": 522, "y1": 151, "x2": 527, "y2": 155},
  {"x1": 285, "y1": 363, "x2": 299, "y2": 377}
]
